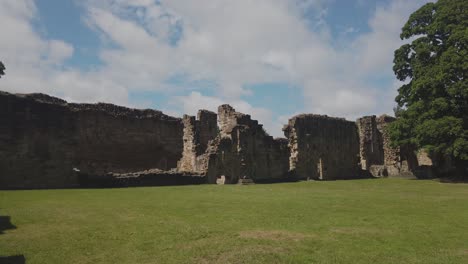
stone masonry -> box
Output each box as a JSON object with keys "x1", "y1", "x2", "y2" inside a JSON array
[
  {"x1": 376, "y1": 115, "x2": 401, "y2": 176},
  {"x1": 0, "y1": 91, "x2": 436, "y2": 189},
  {"x1": 0, "y1": 91, "x2": 183, "y2": 189},
  {"x1": 356, "y1": 115, "x2": 423, "y2": 177},
  {"x1": 283, "y1": 114, "x2": 361, "y2": 180},
  {"x1": 177, "y1": 110, "x2": 217, "y2": 173},
  {"x1": 202, "y1": 105, "x2": 290, "y2": 184},
  {"x1": 356, "y1": 115, "x2": 384, "y2": 172}
]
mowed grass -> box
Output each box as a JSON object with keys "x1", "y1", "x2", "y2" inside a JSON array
[{"x1": 1, "y1": 179, "x2": 467, "y2": 264}]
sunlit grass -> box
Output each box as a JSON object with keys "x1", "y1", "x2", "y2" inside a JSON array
[{"x1": 1, "y1": 179, "x2": 467, "y2": 263}]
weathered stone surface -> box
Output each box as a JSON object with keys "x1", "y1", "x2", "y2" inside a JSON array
[
  {"x1": 0, "y1": 91, "x2": 183, "y2": 189},
  {"x1": 357, "y1": 116, "x2": 384, "y2": 171},
  {"x1": 1, "y1": 90, "x2": 443, "y2": 189},
  {"x1": 283, "y1": 114, "x2": 361, "y2": 180},
  {"x1": 178, "y1": 115, "x2": 199, "y2": 172},
  {"x1": 177, "y1": 110, "x2": 218, "y2": 173},
  {"x1": 216, "y1": 175, "x2": 226, "y2": 185},
  {"x1": 369, "y1": 165, "x2": 388, "y2": 177},
  {"x1": 416, "y1": 150, "x2": 433, "y2": 166},
  {"x1": 356, "y1": 114, "x2": 435, "y2": 178},
  {"x1": 238, "y1": 178, "x2": 255, "y2": 185},
  {"x1": 203, "y1": 105, "x2": 290, "y2": 184},
  {"x1": 197, "y1": 110, "x2": 218, "y2": 153},
  {"x1": 376, "y1": 115, "x2": 402, "y2": 176}
]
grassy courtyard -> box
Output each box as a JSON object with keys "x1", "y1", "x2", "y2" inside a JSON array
[{"x1": 1, "y1": 179, "x2": 467, "y2": 264}]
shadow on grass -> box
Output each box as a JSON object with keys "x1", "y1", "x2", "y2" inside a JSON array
[
  {"x1": 0, "y1": 255, "x2": 25, "y2": 264},
  {"x1": 0, "y1": 216, "x2": 26, "y2": 264},
  {"x1": 436, "y1": 177, "x2": 468, "y2": 184},
  {"x1": 0, "y1": 216, "x2": 16, "y2": 234}
]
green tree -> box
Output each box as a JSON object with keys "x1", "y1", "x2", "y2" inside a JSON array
[
  {"x1": 389, "y1": 0, "x2": 468, "y2": 174},
  {"x1": 0, "y1": 61, "x2": 5, "y2": 78}
]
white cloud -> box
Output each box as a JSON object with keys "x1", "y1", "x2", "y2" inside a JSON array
[
  {"x1": 352, "y1": 0, "x2": 431, "y2": 75},
  {"x1": 297, "y1": 0, "x2": 431, "y2": 121},
  {"x1": 0, "y1": 0, "x2": 131, "y2": 105},
  {"x1": 0, "y1": 0, "x2": 431, "y2": 137},
  {"x1": 344, "y1": 27, "x2": 359, "y2": 34},
  {"x1": 47, "y1": 40, "x2": 74, "y2": 64}
]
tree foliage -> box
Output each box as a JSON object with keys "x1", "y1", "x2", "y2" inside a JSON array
[
  {"x1": 0, "y1": 61, "x2": 5, "y2": 78},
  {"x1": 389, "y1": 0, "x2": 468, "y2": 164}
]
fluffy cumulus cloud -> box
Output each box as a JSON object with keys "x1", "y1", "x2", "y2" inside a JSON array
[
  {"x1": 0, "y1": 0, "x2": 132, "y2": 105},
  {"x1": 0, "y1": 0, "x2": 431, "y2": 136}
]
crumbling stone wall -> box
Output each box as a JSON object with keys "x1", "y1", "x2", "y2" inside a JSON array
[
  {"x1": 0, "y1": 92, "x2": 77, "y2": 188},
  {"x1": 178, "y1": 115, "x2": 199, "y2": 172},
  {"x1": 283, "y1": 114, "x2": 360, "y2": 180},
  {"x1": 356, "y1": 115, "x2": 422, "y2": 177},
  {"x1": 197, "y1": 110, "x2": 218, "y2": 152},
  {"x1": 356, "y1": 116, "x2": 384, "y2": 171},
  {"x1": 376, "y1": 115, "x2": 402, "y2": 176},
  {"x1": 0, "y1": 91, "x2": 183, "y2": 189},
  {"x1": 177, "y1": 110, "x2": 217, "y2": 173},
  {"x1": 2, "y1": 89, "x2": 443, "y2": 189},
  {"x1": 204, "y1": 105, "x2": 290, "y2": 184}
]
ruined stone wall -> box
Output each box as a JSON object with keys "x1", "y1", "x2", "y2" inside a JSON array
[
  {"x1": 416, "y1": 150, "x2": 433, "y2": 166},
  {"x1": 0, "y1": 92, "x2": 77, "y2": 188},
  {"x1": 177, "y1": 115, "x2": 198, "y2": 172},
  {"x1": 2, "y1": 89, "x2": 445, "y2": 189},
  {"x1": 356, "y1": 115, "x2": 425, "y2": 177},
  {"x1": 0, "y1": 91, "x2": 183, "y2": 189},
  {"x1": 218, "y1": 104, "x2": 236, "y2": 138},
  {"x1": 356, "y1": 116, "x2": 384, "y2": 170},
  {"x1": 196, "y1": 110, "x2": 218, "y2": 155},
  {"x1": 283, "y1": 114, "x2": 360, "y2": 180},
  {"x1": 357, "y1": 115, "x2": 399, "y2": 176},
  {"x1": 376, "y1": 115, "x2": 402, "y2": 176},
  {"x1": 204, "y1": 105, "x2": 290, "y2": 183},
  {"x1": 177, "y1": 110, "x2": 217, "y2": 173}
]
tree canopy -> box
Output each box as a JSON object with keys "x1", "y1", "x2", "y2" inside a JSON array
[
  {"x1": 0, "y1": 61, "x2": 5, "y2": 78},
  {"x1": 389, "y1": 0, "x2": 467, "y2": 165}
]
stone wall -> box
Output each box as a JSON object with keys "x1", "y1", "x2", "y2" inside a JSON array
[
  {"x1": 376, "y1": 115, "x2": 402, "y2": 176},
  {"x1": 283, "y1": 114, "x2": 360, "y2": 180},
  {"x1": 356, "y1": 115, "x2": 422, "y2": 177},
  {"x1": 204, "y1": 105, "x2": 290, "y2": 183},
  {"x1": 0, "y1": 91, "x2": 183, "y2": 189},
  {"x1": 356, "y1": 116, "x2": 384, "y2": 171},
  {"x1": 197, "y1": 110, "x2": 218, "y2": 153},
  {"x1": 178, "y1": 115, "x2": 198, "y2": 172},
  {"x1": 1, "y1": 90, "x2": 442, "y2": 189},
  {"x1": 177, "y1": 110, "x2": 217, "y2": 173}
]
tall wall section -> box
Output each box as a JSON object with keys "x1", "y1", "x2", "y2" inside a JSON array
[
  {"x1": 204, "y1": 105, "x2": 290, "y2": 184},
  {"x1": 177, "y1": 110, "x2": 217, "y2": 173},
  {"x1": 376, "y1": 115, "x2": 402, "y2": 176},
  {"x1": 283, "y1": 114, "x2": 361, "y2": 180},
  {"x1": 356, "y1": 116, "x2": 384, "y2": 171},
  {"x1": 0, "y1": 91, "x2": 183, "y2": 189},
  {"x1": 357, "y1": 115, "x2": 421, "y2": 177}
]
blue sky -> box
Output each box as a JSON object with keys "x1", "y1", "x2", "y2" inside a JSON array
[{"x1": 0, "y1": 0, "x2": 431, "y2": 136}]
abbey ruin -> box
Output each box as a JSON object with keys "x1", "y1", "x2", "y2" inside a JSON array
[{"x1": 0, "y1": 91, "x2": 435, "y2": 189}]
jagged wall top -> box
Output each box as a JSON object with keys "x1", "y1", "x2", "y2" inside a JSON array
[
  {"x1": 1, "y1": 91, "x2": 180, "y2": 121},
  {"x1": 218, "y1": 104, "x2": 263, "y2": 136}
]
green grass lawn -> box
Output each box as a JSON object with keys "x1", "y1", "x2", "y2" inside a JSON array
[{"x1": 1, "y1": 179, "x2": 467, "y2": 264}]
